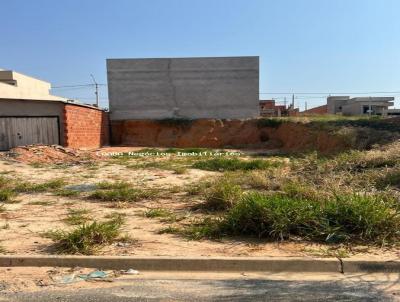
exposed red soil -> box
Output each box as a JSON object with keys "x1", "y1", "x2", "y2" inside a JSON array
[{"x1": 111, "y1": 119, "x2": 348, "y2": 153}]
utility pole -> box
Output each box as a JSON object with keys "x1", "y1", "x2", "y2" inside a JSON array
[
  {"x1": 90, "y1": 74, "x2": 99, "y2": 107},
  {"x1": 305, "y1": 101, "x2": 308, "y2": 111},
  {"x1": 284, "y1": 97, "x2": 287, "y2": 108},
  {"x1": 292, "y1": 94, "x2": 295, "y2": 108}
]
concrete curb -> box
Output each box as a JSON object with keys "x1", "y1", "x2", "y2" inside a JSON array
[
  {"x1": 342, "y1": 259, "x2": 400, "y2": 273},
  {"x1": 0, "y1": 256, "x2": 398, "y2": 273}
]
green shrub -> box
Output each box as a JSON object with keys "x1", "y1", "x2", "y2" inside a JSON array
[
  {"x1": 257, "y1": 118, "x2": 284, "y2": 128},
  {"x1": 192, "y1": 158, "x2": 279, "y2": 171},
  {"x1": 45, "y1": 218, "x2": 123, "y2": 255},
  {"x1": 202, "y1": 179, "x2": 242, "y2": 211}
]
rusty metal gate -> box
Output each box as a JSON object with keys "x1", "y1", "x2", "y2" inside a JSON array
[{"x1": 0, "y1": 117, "x2": 60, "y2": 151}]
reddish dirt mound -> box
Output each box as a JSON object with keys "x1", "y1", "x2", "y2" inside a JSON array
[{"x1": 1, "y1": 145, "x2": 100, "y2": 164}]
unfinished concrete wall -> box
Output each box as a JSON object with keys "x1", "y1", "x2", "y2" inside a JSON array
[{"x1": 107, "y1": 56, "x2": 259, "y2": 120}]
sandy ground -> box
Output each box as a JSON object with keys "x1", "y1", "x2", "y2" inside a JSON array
[{"x1": 0, "y1": 147, "x2": 399, "y2": 261}]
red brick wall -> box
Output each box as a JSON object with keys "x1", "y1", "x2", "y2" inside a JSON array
[{"x1": 63, "y1": 104, "x2": 109, "y2": 148}]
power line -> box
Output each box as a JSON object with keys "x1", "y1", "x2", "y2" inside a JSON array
[{"x1": 51, "y1": 83, "x2": 107, "y2": 89}]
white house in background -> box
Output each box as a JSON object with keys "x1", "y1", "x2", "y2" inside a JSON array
[
  {"x1": 327, "y1": 96, "x2": 395, "y2": 116},
  {"x1": 0, "y1": 69, "x2": 66, "y2": 101}
]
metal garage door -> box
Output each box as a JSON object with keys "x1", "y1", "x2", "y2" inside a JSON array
[{"x1": 0, "y1": 117, "x2": 60, "y2": 151}]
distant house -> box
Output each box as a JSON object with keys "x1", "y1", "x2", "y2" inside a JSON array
[
  {"x1": 259, "y1": 100, "x2": 285, "y2": 117},
  {"x1": 259, "y1": 99, "x2": 299, "y2": 117},
  {"x1": 302, "y1": 104, "x2": 328, "y2": 115},
  {"x1": 0, "y1": 70, "x2": 109, "y2": 150},
  {"x1": 327, "y1": 96, "x2": 394, "y2": 116}
]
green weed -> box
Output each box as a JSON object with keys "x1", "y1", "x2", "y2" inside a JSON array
[
  {"x1": 63, "y1": 209, "x2": 92, "y2": 225},
  {"x1": 14, "y1": 179, "x2": 66, "y2": 193},
  {"x1": 44, "y1": 217, "x2": 124, "y2": 255},
  {"x1": 0, "y1": 189, "x2": 15, "y2": 202},
  {"x1": 192, "y1": 158, "x2": 280, "y2": 171},
  {"x1": 89, "y1": 182, "x2": 156, "y2": 202},
  {"x1": 201, "y1": 179, "x2": 242, "y2": 211}
]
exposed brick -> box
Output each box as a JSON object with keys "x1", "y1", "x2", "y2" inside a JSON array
[{"x1": 63, "y1": 104, "x2": 109, "y2": 149}]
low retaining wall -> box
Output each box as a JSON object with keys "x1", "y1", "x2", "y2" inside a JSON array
[{"x1": 111, "y1": 119, "x2": 347, "y2": 153}]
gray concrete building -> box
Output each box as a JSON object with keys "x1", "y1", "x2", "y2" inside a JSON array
[
  {"x1": 106, "y1": 56, "x2": 259, "y2": 120},
  {"x1": 327, "y1": 96, "x2": 394, "y2": 116}
]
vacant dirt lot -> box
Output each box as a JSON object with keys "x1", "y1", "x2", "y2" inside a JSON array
[{"x1": 0, "y1": 143, "x2": 399, "y2": 260}]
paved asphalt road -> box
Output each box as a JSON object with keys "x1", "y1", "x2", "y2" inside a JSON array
[{"x1": 2, "y1": 274, "x2": 399, "y2": 302}]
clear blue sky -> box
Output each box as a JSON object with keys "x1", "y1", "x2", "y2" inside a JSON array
[{"x1": 2, "y1": 0, "x2": 400, "y2": 109}]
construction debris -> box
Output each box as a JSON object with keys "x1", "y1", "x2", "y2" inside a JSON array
[{"x1": 1, "y1": 144, "x2": 100, "y2": 164}]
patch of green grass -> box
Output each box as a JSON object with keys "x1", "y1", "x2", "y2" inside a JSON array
[
  {"x1": 89, "y1": 182, "x2": 156, "y2": 202},
  {"x1": 104, "y1": 212, "x2": 127, "y2": 223},
  {"x1": 331, "y1": 151, "x2": 398, "y2": 172},
  {"x1": 0, "y1": 189, "x2": 15, "y2": 202},
  {"x1": 281, "y1": 181, "x2": 324, "y2": 202},
  {"x1": 192, "y1": 158, "x2": 280, "y2": 171},
  {"x1": 27, "y1": 200, "x2": 56, "y2": 206},
  {"x1": 181, "y1": 192, "x2": 400, "y2": 245},
  {"x1": 0, "y1": 171, "x2": 14, "y2": 175},
  {"x1": 128, "y1": 160, "x2": 188, "y2": 174},
  {"x1": 54, "y1": 189, "x2": 80, "y2": 197},
  {"x1": 44, "y1": 217, "x2": 124, "y2": 255},
  {"x1": 172, "y1": 166, "x2": 187, "y2": 174},
  {"x1": 157, "y1": 218, "x2": 221, "y2": 240},
  {"x1": 144, "y1": 208, "x2": 178, "y2": 222},
  {"x1": 14, "y1": 179, "x2": 66, "y2": 193},
  {"x1": 95, "y1": 181, "x2": 131, "y2": 190},
  {"x1": 185, "y1": 181, "x2": 212, "y2": 196},
  {"x1": 223, "y1": 192, "x2": 400, "y2": 244},
  {"x1": 201, "y1": 179, "x2": 242, "y2": 211},
  {"x1": 168, "y1": 186, "x2": 182, "y2": 193},
  {"x1": 157, "y1": 226, "x2": 181, "y2": 235},
  {"x1": 376, "y1": 170, "x2": 400, "y2": 189},
  {"x1": 51, "y1": 163, "x2": 72, "y2": 170},
  {"x1": 0, "y1": 176, "x2": 9, "y2": 188},
  {"x1": 29, "y1": 162, "x2": 46, "y2": 168},
  {"x1": 63, "y1": 209, "x2": 92, "y2": 225}
]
